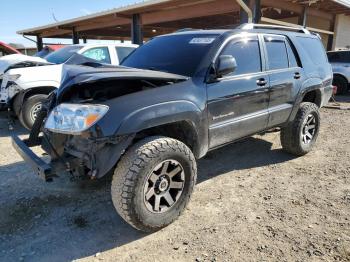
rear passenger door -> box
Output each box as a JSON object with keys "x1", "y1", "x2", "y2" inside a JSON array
[
  {"x1": 207, "y1": 34, "x2": 270, "y2": 148},
  {"x1": 262, "y1": 34, "x2": 302, "y2": 127}
]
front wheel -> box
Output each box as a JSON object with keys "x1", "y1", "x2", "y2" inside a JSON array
[
  {"x1": 111, "y1": 136, "x2": 197, "y2": 232},
  {"x1": 19, "y1": 94, "x2": 48, "y2": 130},
  {"x1": 281, "y1": 102, "x2": 320, "y2": 156}
]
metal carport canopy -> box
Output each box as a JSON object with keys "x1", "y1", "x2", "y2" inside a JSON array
[{"x1": 16, "y1": 0, "x2": 350, "y2": 42}]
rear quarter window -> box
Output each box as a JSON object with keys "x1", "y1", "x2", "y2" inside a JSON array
[{"x1": 296, "y1": 37, "x2": 328, "y2": 66}]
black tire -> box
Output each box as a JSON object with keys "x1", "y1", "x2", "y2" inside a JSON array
[
  {"x1": 19, "y1": 94, "x2": 48, "y2": 130},
  {"x1": 111, "y1": 136, "x2": 197, "y2": 232},
  {"x1": 333, "y1": 75, "x2": 348, "y2": 95},
  {"x1": 281, "y1": 102, "x2": 320, "y2": 156},
  {"x1": 12, "y1": 94, "x2": 22, "y2": 116}
]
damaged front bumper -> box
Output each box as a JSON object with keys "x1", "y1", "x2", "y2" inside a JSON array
[
  {"x1": 0, "y1": 80, "x2": 21, "y2": 105},
  {"x1": 12, "y1": 130, "x2": 134, "y2": 182},
  {"x1": 11, "y1": 135, "x2": 55, "y2": 181}
]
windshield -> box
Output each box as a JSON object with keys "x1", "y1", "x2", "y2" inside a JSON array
[
  {"x1": 45, "y1": 46, "x2": 82, "y2": 64},
  {"x1": 122, "y1": 34, "x2": 219, "y2": 76}
]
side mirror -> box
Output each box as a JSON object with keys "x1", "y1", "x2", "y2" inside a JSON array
[{"x1": 216, "y1": 55, "x2": 237, "y2": 78}]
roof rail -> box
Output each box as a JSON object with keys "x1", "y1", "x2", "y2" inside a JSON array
[
  {"x1": 238, "y1": 23, "x2": 311, "y2": 34},
  {"x1": 175, "y1": 28, "x2": 199, "y2": 33}
]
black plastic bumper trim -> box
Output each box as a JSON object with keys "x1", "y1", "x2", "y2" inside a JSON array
[{"x1": 11, "y1": 135, "x2": 52, "y2": 181}]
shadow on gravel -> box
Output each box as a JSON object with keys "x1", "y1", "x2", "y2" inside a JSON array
[
  {"x1": 0, "y1": 161, "x2": 147, "y2": 262},
  {"x1": 0, "y1": 133, "x2": 297, "y2": 261},
  {"x1": 334, "y1": 94, "x2": 350, "y2": 103},
  {"x1": 197, "y1": 136, "x2": 295, "y2": 183},
  {"x1": 0, "y1": 111, "x2": 28, "y2": 138}
]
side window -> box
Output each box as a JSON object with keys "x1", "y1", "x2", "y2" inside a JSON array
[
  {"x1": 345, "y1": 51, "x2": 350, "y2": 62},
  {"x1": 116, "y1": 47, "x2": 135, "y2": 63},
  {"x1": 82, "y1": 47, "x2": 111, "y2": 64},
  {"x1": 220, "y1": 38, "x2": 261, "y2": 76},
  {"x1": 264, "y1": 36, "x2": 289, "y2": 70},
  {"x1": 327, "y1": 52, "x2": 340, "y2": 63},
  {"x1": 285, "y1": 40, "x2": 299, "y2": 68},
  {"x1": 328, "y1": 51, "x2": 350, "y2": 63},
  {"x1": 296, "y1": 36, "x2": 328, "y2": 66}
]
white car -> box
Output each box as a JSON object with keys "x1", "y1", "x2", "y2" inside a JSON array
[
  {"x1": 0, "y1": 54, "x2": 48, "y2": 74},
  {"x1": 327, "y1": 50, "x2": 350, "y2": 94},
  {"x1": 0, "y1": 43, "x2": 138, "y2": 129}
]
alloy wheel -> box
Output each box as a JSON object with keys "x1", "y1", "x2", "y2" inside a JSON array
[
  {"x1": 301, "y1": 113, "x2": 317, "y2": 144},
  {"x1": 143, "y1": 160, "x2": 185, "y2": 213}
]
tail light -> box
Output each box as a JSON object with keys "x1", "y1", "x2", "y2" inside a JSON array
[{"x1": 332, "y1": 85, "x2": 337, "y2": 95}]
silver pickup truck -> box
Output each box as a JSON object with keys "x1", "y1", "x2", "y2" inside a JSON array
[{"x1": 327, "y1": 50, "x2": 350, "y2": 94}]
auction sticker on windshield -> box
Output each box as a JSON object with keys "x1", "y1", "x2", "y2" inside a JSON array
[{"x1": 189, "y1": 38, "x2": 216, "y2": 44}]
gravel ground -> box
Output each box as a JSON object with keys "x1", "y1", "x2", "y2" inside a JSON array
[{"x1": 0, "y1": 96, "x2": 349, "y2": 262}]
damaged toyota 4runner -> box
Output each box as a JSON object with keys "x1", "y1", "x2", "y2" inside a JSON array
[{"x1": 12, "y1": 24, "x2": 333, "y2": 232}]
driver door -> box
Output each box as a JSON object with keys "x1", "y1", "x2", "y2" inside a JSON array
[{"x1": 207, "y1": 34, "x2": 270, "y2": 148}]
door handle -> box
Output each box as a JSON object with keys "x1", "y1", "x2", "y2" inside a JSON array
[
  {"x1": 256, "y1": 78, "x2": 267, "y2": 86},
  {"x1": 294, "y1": 72, "x2": 301, "y2": 79}
]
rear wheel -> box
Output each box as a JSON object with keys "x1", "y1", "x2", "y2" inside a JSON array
[
  {"x1": 333, "y1": 75, "x2": 348, "y2": 95},
  {"x1": 281, "y1": 102, "x2": 320, "y2": 156},
  {"x1": 19, "y1": 94, "x2": 47, "y2": 130},
  {"x1": 111, "y1": 136, "x2": 197, "y2": 232}
]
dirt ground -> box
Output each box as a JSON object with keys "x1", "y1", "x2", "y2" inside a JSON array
[{"x1": 0, "y1": 96, "x2": 349, "y2": 262}]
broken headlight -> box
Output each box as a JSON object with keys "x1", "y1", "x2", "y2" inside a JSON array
[{"x1": 44, "y1": 103, "x2": 109, "y2": 134}]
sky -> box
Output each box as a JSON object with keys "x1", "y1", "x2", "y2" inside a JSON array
[{"x1": 0, "y1": 0, "x2": 142, "y2": 47}]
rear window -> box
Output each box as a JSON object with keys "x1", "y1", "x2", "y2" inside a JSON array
[
  {"x1": 116, "y1": 47, "x2": 136, "y2": 63},
  {"x1": 264, "y1": 37, "x2": 289, "y2": 70},
  {"x1": 327, "y1": 51, "x2": 350, "y2": 63},
  {"x1": 296, "y1": 37, "x2": 328, "y2": 66}
]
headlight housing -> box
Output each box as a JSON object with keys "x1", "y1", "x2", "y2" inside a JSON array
[{"x1": 44, "y1": 103, "x2": 109, "y2": 134}]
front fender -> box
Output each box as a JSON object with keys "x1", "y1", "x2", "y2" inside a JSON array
[
  {"x1": 95, "y1": 99, "x2": 208, "y2": 158},
  {"x1": 18, "y1": 80, "x2": 60, "y2": 89},
  {"x1": 118, "y1": 100, "x2": 202, "y2": 134}
]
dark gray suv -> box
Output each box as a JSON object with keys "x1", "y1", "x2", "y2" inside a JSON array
[{"x1": 12, "y1": 24, "x2": 333, "y2": 232}]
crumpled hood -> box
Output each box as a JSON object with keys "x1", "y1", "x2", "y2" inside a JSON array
[
  {"x1": 0, "y1": 54, "x2": 49, "y2": 75},
  {"x1": 56, "y1": 64, "x2": 188, "y2": 100}
]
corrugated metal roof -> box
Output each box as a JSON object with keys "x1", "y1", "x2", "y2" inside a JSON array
[
  {"x1": 16, "y1": 0, "x2": 350, "y2": 36},
  {"x1": 17, "y1": 0, "x2": 171, "y2": 34}
]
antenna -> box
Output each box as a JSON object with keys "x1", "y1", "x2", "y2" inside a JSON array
[{"x1": 52, "y1": 12, "x2": 59, "y2": 22}]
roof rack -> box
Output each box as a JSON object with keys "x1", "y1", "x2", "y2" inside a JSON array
[{"x1": 238, "y1": 23, "x2": 311, "y2": 34}]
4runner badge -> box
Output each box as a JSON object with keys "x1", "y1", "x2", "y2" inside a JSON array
[{"x1": 213, "y1": 112, "x2": 235, "y2": 120}]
